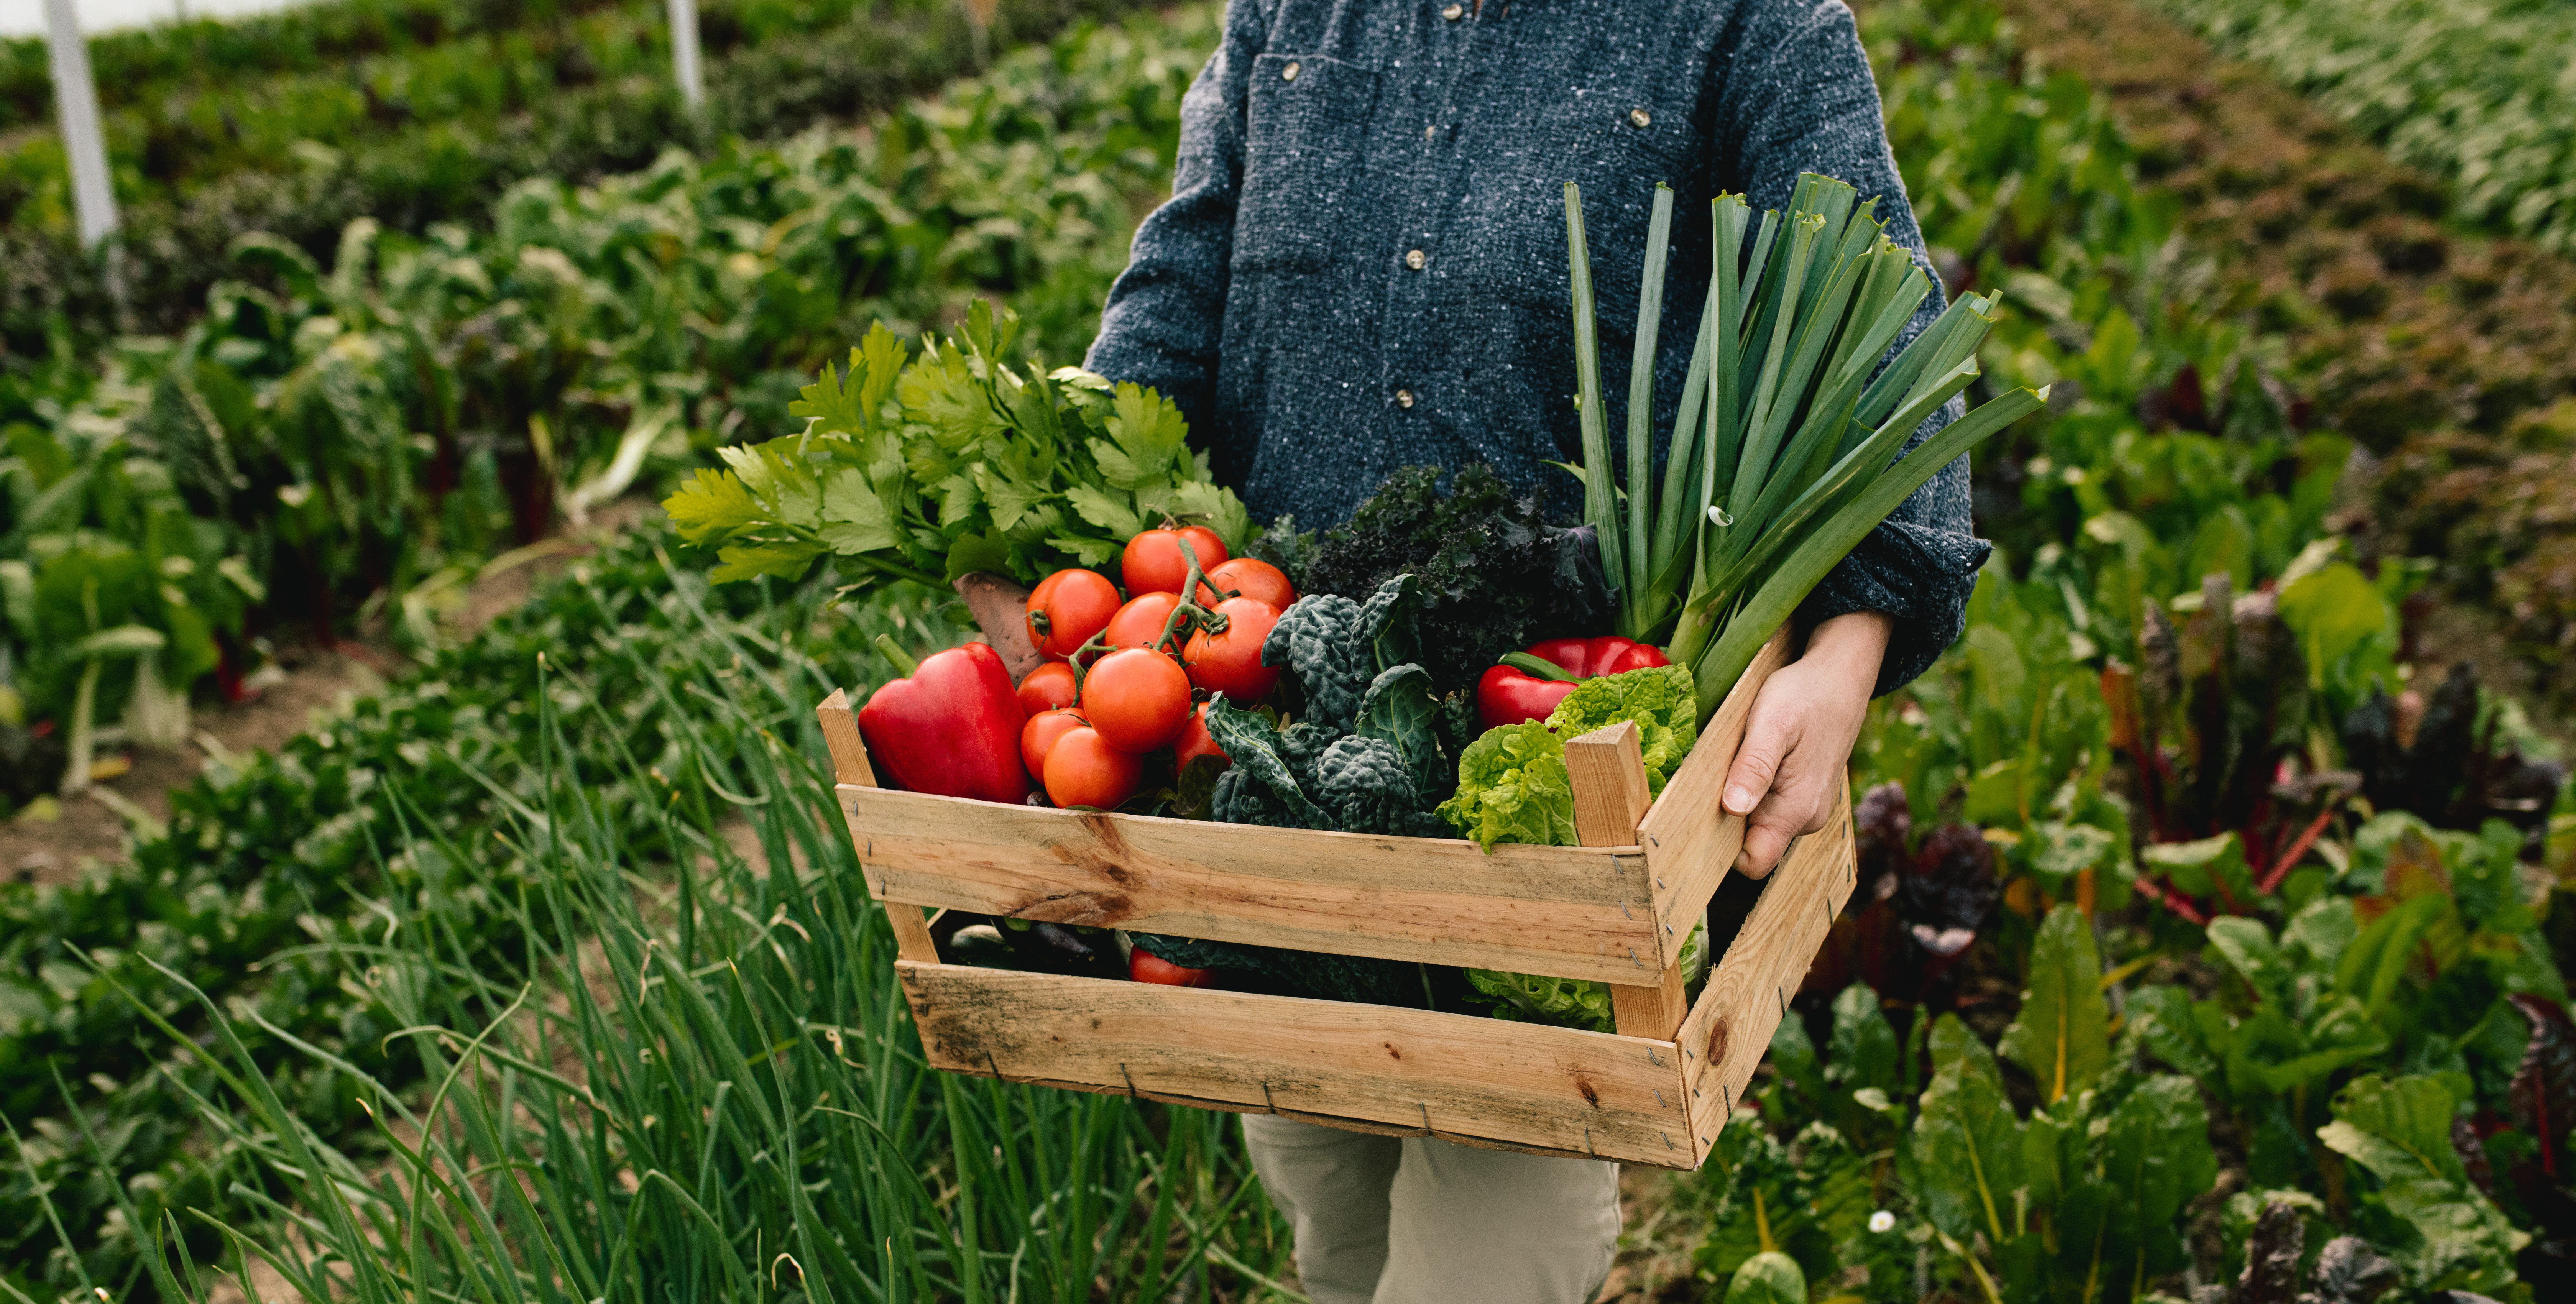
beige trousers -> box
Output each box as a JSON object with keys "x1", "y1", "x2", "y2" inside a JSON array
[{"x1": 1240, "y1": 1113, "x2": 1622, "y2": 1304}]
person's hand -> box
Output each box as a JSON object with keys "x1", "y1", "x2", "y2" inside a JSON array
[{"x1": 1720, "y1": 611, "x2": 1891, "y2": 877}]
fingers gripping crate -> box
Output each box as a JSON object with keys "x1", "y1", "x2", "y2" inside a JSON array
[{"x1": 813, "y1": 628, "x2": 1856, "y2": 1171}]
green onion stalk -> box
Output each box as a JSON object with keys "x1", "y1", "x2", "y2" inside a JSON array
[{"x1": 1564, "y1": 173, "x2": 2050, "y2": 724}]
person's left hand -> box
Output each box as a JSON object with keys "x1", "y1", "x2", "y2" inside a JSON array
[{"x1": 1719, "y1": 611, "x2": 1891, "y2": 877}]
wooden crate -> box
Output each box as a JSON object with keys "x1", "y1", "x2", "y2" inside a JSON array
[{"x1": 814, "y1": 628, "x2": 1855, "y2": 1170}]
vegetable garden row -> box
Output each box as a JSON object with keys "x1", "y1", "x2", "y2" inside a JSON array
[
  {"x1": 0, "y1": 0, "x2": 1166, "y2": 348},
  {"x1": 2, "y1": 0, "x2": 2573, "y2": 1300}
]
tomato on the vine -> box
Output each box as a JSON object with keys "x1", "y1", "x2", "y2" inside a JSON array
[
  {"x1": 1194, "y1": 557, "x2": 1296, "y2": 611},
  {"x1": 1103, "y1": 591, "x2": 1186, "y2": 650},
  {"x1": 1043, "y1": 725, "x2": 1143, "y2": 809},
  {"x1": 1121, "y1": 526, "x2": 1228, "y2": 595},
  {"x1": 1183, "y1": 597, "x2": 1282, "y2": 700},
  {"x1": 1021, "y1": 707, "x2": 1088, "y2": 781},
  {"x1": 1025, "y1": 569, "x2": 1120, "y2": 659},
  {"x1": 1129, "y1": 949, "x2": 1214, "y2": 987},
  {"x1": 1080, "y1": 647, "x2": 1193, "y2": 752},
  {"x1": 1015, "y1": 661, "x2": 1078, "y2": 716}
]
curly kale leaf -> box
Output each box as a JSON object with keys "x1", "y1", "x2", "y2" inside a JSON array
[
  {"x1": 1299, "y1": 465, "x2": 1613, "y2": 695},
  {"x1": 1549, "y1": 663, "x2": 1699, "y2": 793},
  {"x1": 1262, "y1": 576, "x2": 1416, "y2": 734}
]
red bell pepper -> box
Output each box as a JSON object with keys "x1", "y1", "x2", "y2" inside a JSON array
[
  {"x1": 858, "y1": 639, "x2": 1031, "y2": 804},
  {"x1": 1475, "y1": 636, "x2": 1673, "y2": 730}
]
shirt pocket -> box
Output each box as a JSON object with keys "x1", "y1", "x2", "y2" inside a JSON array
[{"x1": 1237, "y1": 52, "x2": 1385, "y2": 278}]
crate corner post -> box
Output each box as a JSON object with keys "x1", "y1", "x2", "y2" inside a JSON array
[
  {"x1": 815, "y1": 690, "x2": 938, "y2": 963},
  {"x1": 1566, "y1": 722, "x2": 1685, "y2": 1041}
]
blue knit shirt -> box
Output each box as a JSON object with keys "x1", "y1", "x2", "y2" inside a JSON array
[{"x1": 1086, "y1": 0, "x2": 1990, "y2": 693}]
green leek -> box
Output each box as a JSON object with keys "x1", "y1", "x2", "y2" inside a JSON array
[{"x1": 1563, "y1": 172, "x2": 2047, "y2": 723}]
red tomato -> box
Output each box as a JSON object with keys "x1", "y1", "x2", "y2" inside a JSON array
[
  {"x1": 1182, "y1": 598, "x2": 1282, "y2": 700},
  {"x1": 1129, "y1": 948, "x2": 1214, "y2": 987},
  {"x1": 1194, "y1": 557, "x2": 1296, "y2": 610},
  {"x1": 1080, "y1": 647, "x2": 1193, "y2": 753},
  {"x1": 1122, "y1": 526, "x2": 1229, "y2": 595},
  {"x1": 1025, "y1": 569, "x2": 1120, "y2": 659},
  {"x1": 1021, "y1": 707, "x2": 1088, "y2": 780},
  {"x1": 1103, "y1": 591, "x2": 1186, "y2": 650},
  {"x1": 1173, "y1": 702, "x2": 1230, "y2": 772},
  {"x1": 1043, "y1": 725, "x2": 1143, "y2": 810},
  {"x1": 1016, "y1": 660, "x2": 1078, "y2": 716}
]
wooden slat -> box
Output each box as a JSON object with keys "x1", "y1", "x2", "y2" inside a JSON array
[
  {"x1": 1638, "y1": 627, "x2": 1793, "y2": 949},
  {"x1": 1566, "y1": 722, "x2": 1652, "y2": 848},
  {"x1": 1568, "y1": 723, "x2": 1688, "y2": 1038},
  {"x1": 953, "y1": 572, "x2": 1044, "y2": 680},
  {"x1": 845, "y1": 786, "x2": 1668, "y2": 984},
  {"x1": 817, "y1": 690, "x2": 938, "y2": 964},
  {"x1": 1612, "y1": 963, "x2": 1689, "y2": 1043},
  {"x1": 898, "y1": 961, "x2": 1699, "y2": 1167},
  {"x1": 1674, "y1": 775, "x2": 1856, "y2": 1164}
]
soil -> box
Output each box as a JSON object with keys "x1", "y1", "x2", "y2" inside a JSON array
[{"x1": 0, "y1": 497, "x2": 657, "y2": 889}]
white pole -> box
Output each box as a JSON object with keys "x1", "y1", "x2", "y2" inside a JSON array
[
  {"x1": 665, "y1": 0, "x2": 704, "y2": 110},
  {"x1": 44, "y1": 0, "x2": 120, "y2": 251}
]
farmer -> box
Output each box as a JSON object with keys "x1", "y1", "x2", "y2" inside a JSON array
[{"x1": 1085, "y1": 1, "x2": 1982, "y2": 1299}]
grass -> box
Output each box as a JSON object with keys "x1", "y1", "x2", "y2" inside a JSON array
[{"x1": 49, "y1": 543, "x2": 1301, "y2": 1302}]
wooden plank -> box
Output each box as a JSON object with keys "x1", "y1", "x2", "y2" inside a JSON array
[
  {"x1": 1566, "y1": 722, "x2": 1652, "y2": 848},
  {"x1": 1612, "y1": 963, "x2": 1689, "y2": 1042},
  {"x1": 898, "y1": 961, "x2": 1699, "y2": 1167},
  {"x1": 817, "y1": 691, "x2": 937, "y2": 963},
  {"x1": 815, "y1": 690, "x2": 873, "y2": 786},
  {"x1": 1638, "y1": 626, "x2": 1793, "y2": 950},
  {"x1": 953, "y1": 572, "x2": 1045, "y2": 680},
  {"x1": 1567, "y1": 723, "x2": 1687, "y2": 1038},
  {"x1": 845, "y1": 786, "x2": 1667, "y2": 984},
  {"x1": 1675, "y1": 776, "x2": 1856, "y2": 1164}
]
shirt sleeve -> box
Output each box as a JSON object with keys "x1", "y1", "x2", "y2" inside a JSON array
[
  {"x1": 1081, "y1": 0, "x2": 1267, "y2": 472},
  {"x1": 1717, "y1": 0, "x2": 1991, "y2": 697}
]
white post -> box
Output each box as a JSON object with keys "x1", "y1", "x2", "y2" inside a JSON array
[
  {"x1": 665, "y1": 0, "x2": 704, "y2": 110},
  {"x1": 44, "y1": 0, "x2": 120, "y2": 251}
]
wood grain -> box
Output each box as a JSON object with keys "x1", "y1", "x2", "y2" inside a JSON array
[
  {"x1": 816, "y1": 691, "x2": 936, "y2": 963},
  {"x1": 953, "y1": 572, "x2": 1043, "y2": 679},
  {"x1": 1566, "y1": 722, "x2": 1653, "y2": 849},
  {"x1": 1674, "y1": 775, "x2": 1855, "y2": 1163},
  {"x1": 898, "y1": 961, "x2": 1701, "y2": 1166},
  {"x1": 1611, "y1": 962, "x2": 1689, "y2": 1042},
  {"x1": 1638, "y1": 626, "x2": 1793, "y2": 949},
  {"x1": 844, "y1": 785, "x2": 1670, "y2": 984}
]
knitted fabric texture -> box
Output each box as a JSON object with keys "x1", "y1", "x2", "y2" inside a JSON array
[{"x1": 1086, "y1": 0, "x2": 1989, "y2": 693}]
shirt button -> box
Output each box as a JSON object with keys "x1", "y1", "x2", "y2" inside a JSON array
[
  {"x1": 1629, "y1": 108, "x2": 1652, "y2": 128},
  {"x1": 1283, "y1": 61, "x2": 1301, "y2": 81},
  {"x1": 1442, "y1": 3, "x2": 1464, "y2": 18},
  {"x1": 1405, "y1": 249, "x2": 1428, "y2": 270},
  {"x1": 1396, "y1": 389, "x2": 1416, "y2": 409}
]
